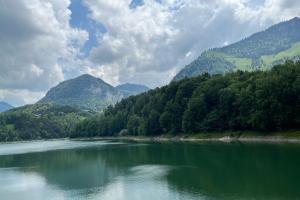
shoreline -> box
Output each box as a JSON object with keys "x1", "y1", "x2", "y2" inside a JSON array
[
  {"x1": 73, "y1": 134, "x2": 300, "y2": 144},
  {"x1": 1, "y1": 131, "x2": 300, "y2": 144}
]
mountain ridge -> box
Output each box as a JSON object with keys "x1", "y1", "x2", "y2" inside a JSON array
[
  {"x1": 116, "y1": 83, "x2": 150, "y2": 97},
  {"x1": 0, "y1": 101, "x2": 14, "y2": 112},
  {"x1": 173, "y1": 17, "x2": 300, "y2": 81},
  {"x1": 38, "y1": 74, "x2": 122, "y2": 111},
  {"x1": 73, "y1": 61, "x2": 300, "y2": 138},
  {"x1": 38, "y1": 74, "x2": 149, "y2": 111}
]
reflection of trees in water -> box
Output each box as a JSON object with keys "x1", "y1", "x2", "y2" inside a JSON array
[
  {"x1": 0, "y1": 144, "x2": 127, "y2": 190},
  {"x1": 165, "y1": 142, "x2": 300, "y2": 199},
  {"x1": 99, "y1": 142, "x2": 300, "y2": 199},
  {"x1": 1, "y1": 142, "x2": 300, "y2": 199}
]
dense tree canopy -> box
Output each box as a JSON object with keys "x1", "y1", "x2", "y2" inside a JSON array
[
  {"x1": 1, "y1": 61, "x2": 299, "y2": 141},
  {"x1": 0, "y1": 104, "x2": 91, "y2": 141},
  {"x1": 72, "y1": 61, "x2": 300, "y2": 137}
]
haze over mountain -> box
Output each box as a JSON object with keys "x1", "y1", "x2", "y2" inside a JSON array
[
  {"x1": 38, "y1": 74, "x2": 149, "y2": 111},
  {"x1": 116, "y1": 83, "x2": 150, "y2": 98},
  {"x1": 0, "y1": 102, "x2": 13, "y2": 112},
  {"x1": 174, "y1": 17, "x2": 300, "y2": 81}
]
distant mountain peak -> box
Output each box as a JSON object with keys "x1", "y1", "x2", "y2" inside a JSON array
[
  {"x1": 291, "y1": 16, "x2": 300, "y2": 21},
  {"x1": 38, "y1": 75, "x2": 150, "y2": 111},
  {"x1": 117, "y1": 83, "x2": 149, "y2": 88},
  {"x1": 116, "y1": 83, "x2": 150, "y2": 97},
  {"x1": 76, "y1": 74, "x2": 103, "y2": 80},
  {"x1": 69, "y1": 74, "x2": 109, "y2": 85},
  {"x1": 38, "y1": 74, "x2": 122, "y2": 111},
  {"x1": 0, "y1": 101, "x2": 14, "y2": 112},
  {"x1": 77, "y1": 74, "x2": 95, "y2": 79}
]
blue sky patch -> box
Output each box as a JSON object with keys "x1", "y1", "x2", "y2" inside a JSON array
[
  {"x1": 69, "y1": 0, "x2": 146, "y2": 58},
  {"x1": 69, "y1": 0, "x2": 106, "y2": 58},
  {"x1": 130, "y1": 0, "x2": 144, "y2": 9}
]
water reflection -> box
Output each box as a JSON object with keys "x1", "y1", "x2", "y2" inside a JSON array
[{"x1": 0, "y1": 140, "x2": 300, "y2": 200}]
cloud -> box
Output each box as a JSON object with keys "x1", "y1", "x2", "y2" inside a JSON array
[
  {"x1": 83, "y1": 0, "x2": 300, "y2": 87},
  {"x1": 0, "y1": 89, "x2": 44, "y2": 107},
  {"x1": 0, "y1": 0, "x2": 88, "y2": 105},
  {"x1": 84, "y1": 0, "x2": 178, "y2": 87},
  {"x1": 1, "y1": 0, "x2": 300, "y2": 105}
]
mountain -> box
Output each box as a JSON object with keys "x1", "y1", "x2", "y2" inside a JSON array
[
  {"x1": 116, "y1": 83, "x2": 150, "y2": 97},
  {"x1": 0, "y1": 102, "x2": 13, "y2": 112},
  {"x1": 174, "y1": 17, "x2": 300, "y2": 81},
  {"x1": 73, "y1": 61, "x2": 300, "y2": 138},
  {"x1": 38, "y1": 74, "x2": 123, "y2": 111},
  {"x1": 0, "y1": 103, "x2": 92, "y2": 141},
  {"x1": 39, "y1": 74, "x2": 150, "y2": 111}
]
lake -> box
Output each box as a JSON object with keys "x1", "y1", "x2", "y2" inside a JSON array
[{"x1": 0, "y1": 139, "x2": 299, "y2": 200}]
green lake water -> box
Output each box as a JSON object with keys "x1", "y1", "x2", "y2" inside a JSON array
[{"x1": 0, "y1": 139, "x2": 299, "y2": 200}]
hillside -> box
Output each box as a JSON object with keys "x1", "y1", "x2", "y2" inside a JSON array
[
  {"x1": 116, "y1": 83, "x2": 150, "y2": 97},
  {"x1": 39, "y1": 74, "x2": 124, "y2": 111},
  {"x1": 0, "y1": 102, "x2": 13, "y2": 112},
  {"x1": 0, "y1": 103, "x2": 92, "y2": 141},
  {"x1": 174, "y1": 17, "x2": 300, "y2": 81},
  {"x1": 39, "y1": 75, "x2": 150, "y2": 111},
  {"x1": 72, "y1": 61, "x2": 300, "y2": 137}
]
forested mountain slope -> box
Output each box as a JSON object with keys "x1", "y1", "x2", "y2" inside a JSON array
[
  {"x1": 72, "y1": 61, "x2": 300, "y2": 137},
  {"x1": 0, "y1": 77, "x2": 150, "y2": 141},
  {"x1": 0, "y1": 104, "x2": 92, "y2": 141},
  {"x1": 39, "y1": 74, "x2": 149, "y2": 111},
  {"x1": 174, "y1": 17, "x2": 300, "y2": 81},
  {"x1": 38, "y1": 74, "x2": 123, "y2": 111}
]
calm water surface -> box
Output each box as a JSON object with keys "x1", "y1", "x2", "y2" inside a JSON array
[{"x1": 0, "y1": 139, "x2": 299, "y2": 200}]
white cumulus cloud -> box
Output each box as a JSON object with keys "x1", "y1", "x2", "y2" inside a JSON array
[
  {"x1": 0, "y1": 0, "x2": 88, "y2": 106},
  {"x1": 1, "y1": 0, "x2": 300, "y2": 105},
  {"x1": 83, "y1": 0, "x2": 300, "y2": 87}
]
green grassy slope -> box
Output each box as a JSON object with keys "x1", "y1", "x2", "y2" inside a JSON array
[{"x1": 174, "y1": 17, "x2": 300, "y2": 81}]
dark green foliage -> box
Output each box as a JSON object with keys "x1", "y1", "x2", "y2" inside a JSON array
[
  {"x1": 127, "y1": 115, "x2": 141, "y2": 136},
  {"x1": 73, "y1": 61, "x2": 300, "y2": 137},
  {"x1": 0, "y1": 104, "x2": 91, "y2": 141}
]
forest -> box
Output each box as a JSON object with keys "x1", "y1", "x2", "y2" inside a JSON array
[
  {"x1": 0, "y1": 104, "x2": 91, "y2": 141},
  {"x1": 72, "y1": 61, "x2": 300, "y2": 137}
]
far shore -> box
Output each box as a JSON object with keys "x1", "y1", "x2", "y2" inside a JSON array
[
  {"x1": 72, "y1": 131, "x2": 300, "y2": 143},
  {"x1": 1, "y1": 131, "x2": 300, "y2": 144}
]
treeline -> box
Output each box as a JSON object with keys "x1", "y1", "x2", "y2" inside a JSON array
[
  {"x1": 0, "y1": 104, "x2": 91, "y2": 141},
  {"x1": 72, "y1": 61, "x2": 300, "y2": 137}
]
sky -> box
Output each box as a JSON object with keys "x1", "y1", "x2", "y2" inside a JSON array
[{"x1": 0, "y1": 0, "x2": 300, "y2": 106}]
